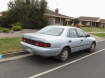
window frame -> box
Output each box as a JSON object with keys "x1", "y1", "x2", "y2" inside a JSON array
[
  {"x1": 76, "y1": 28, "x2": 87, "y2": 38},
  {"x1": 38, "y1": 27, "x2": 64, "y2": 36},
  {"x1": 67, "y1": 28, "x2": 78, "y2": 38}
]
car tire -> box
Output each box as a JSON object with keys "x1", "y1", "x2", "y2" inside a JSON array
[
  {"x1": 88, "y1": 42, "x2": 96, "y2": 53},
  {"x1": 58, "y1": 47, "x2": 69, "y2": 62}
]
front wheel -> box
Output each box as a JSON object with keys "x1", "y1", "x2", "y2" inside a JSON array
[
  {"x1": 88, "y1": 42, "x2": 96, "y2": 52},
  {"x1": 58, "y1": 47, "x2": 69, "y2": 62}
]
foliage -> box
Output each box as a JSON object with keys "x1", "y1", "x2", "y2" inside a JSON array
[
  {"x1": 69, "y1": 19, "x2": 74, "y2": 25},
  {"x1": 0, "y1": 27, "x2": 10, "y2": 33},
  {"x1": 6, "y1": 0, "x2": 48, "y2": 29},
  {"x1": 0, "y1": 16, "x2": 12, "y2": 28},
  {"x1": 69, "y1": 18, "x2": 80, "y2": 27},
  {"x1": 12, "y1": 25, "x2": 22, "y2": 31},
  {"x1": 73, "y1": 18, "x2": 80, "y2": 26},
  {"x1": 0, "y1": 27, "x2": 4, "y2": 32},
  {"x1": 2, "y1": 28, "x2": 10, "y2": 33},
  {"x1": 78, "y1": 24, "x2": 85, "y2": 27}
]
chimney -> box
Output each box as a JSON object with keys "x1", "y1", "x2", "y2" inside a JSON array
[{"x1": 55, "y1": 8, "x2": 59, "y2": 14}]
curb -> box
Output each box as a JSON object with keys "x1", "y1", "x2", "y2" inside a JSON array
[
  {"x1": 0, "y1": 54, "x2": 33, "y2": 63},
  {"x1": 0, "y1": 51, "x2": 29, "y2": 59}
]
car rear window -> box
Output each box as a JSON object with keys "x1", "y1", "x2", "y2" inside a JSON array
[{"x1": 38, "y1": 27, "x2": 64, "y2": 36}]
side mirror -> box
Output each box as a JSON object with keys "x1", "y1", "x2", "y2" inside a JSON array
[{"x1": 86, "y1": 34, "x2": 90, "y2": 37}]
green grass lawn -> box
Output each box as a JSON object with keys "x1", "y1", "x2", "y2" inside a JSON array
[
  {"x1": 92, "y1": 33, "x2": 105, "y2": 38},
  {"x1": 0, "y1": 37, "x2": 22, "y2": 54},
  {"x1": 81, "y1": 27, "x2": 105, "y2": 32}
]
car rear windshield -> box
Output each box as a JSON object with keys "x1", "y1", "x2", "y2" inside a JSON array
[{"x1": 38, "y1": 27, "x2": 64, "y2": 36}]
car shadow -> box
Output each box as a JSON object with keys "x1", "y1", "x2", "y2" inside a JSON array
[{"x1": 24, "y1": 50, "x2": 91, "y2": 66}]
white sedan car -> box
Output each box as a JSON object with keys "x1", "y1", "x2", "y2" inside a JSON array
[{"x1": 21, "y1": 25, "x2": 96, "y2": 62}]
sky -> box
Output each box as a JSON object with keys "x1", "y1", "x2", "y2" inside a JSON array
[{"x1": 0, "y1": 0, "x2": 105, "y2": 18}]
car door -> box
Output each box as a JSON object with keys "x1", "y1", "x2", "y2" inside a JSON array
[
  {"x1": 67, "y1": 28, "x2": 82, "y2": 53},
  {"x1": 76, "y1": 28, "x2": 90, "y2": 50}
]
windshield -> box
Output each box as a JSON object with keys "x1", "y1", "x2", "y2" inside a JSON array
[{"x1": 37, "y1": 26, "x2": 64, "y2": 36}]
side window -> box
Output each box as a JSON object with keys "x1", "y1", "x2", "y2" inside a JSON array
[
  {"x1": 67, "y1": 29, "x2": 78, "y2": 38},
  {"x1": 76, "y1": 28, "x2": 86, "y2": 37}
]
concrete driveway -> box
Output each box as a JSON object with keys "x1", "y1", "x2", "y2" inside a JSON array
[
  {"x1": 0, "y1": 40, "x2": 105, "y2": 78},
  {"x1": 0, "y1": 29, "x2": 38, "y2": 38}
]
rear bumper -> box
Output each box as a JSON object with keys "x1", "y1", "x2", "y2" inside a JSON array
[{"x1": 21, "y1": 42, "x2": 61, "y2": 57}]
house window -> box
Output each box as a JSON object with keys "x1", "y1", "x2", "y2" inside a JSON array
[{"x1": 48, "y1": 17, "x2": 55, "y2": 25}]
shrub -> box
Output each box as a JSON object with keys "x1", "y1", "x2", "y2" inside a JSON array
[
  {"x1": 79, "y1": 24, "x2": 86, "y2": 27},
  {"x1": 12, "y1": 26, "x2": 22, "y2": 31},
  {"x1": 0, "y1": 27, "x2": 10, "y2": 33},
  {"x1": 2, "y1": 28, "x2": 10, "y2": 33}
]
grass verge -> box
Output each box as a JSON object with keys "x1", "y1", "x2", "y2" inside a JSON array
[
  {"x1": 92, "y1": 33, "x2": 105, "y2": 38},
  {"x1": 81, "y1": 27, "x2": 105, "y2": 32},
  {"x1": 0, "y1": 37, "x2": 22, "y2": 54}
]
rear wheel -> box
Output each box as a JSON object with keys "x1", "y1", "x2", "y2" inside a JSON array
[{"x1": 58, "y1": 47, "x2": 69, "y2": 62}]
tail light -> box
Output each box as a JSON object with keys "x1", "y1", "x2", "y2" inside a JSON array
[
  {"x1": 22, "y1": 37, "x2": 51, "y2": 47},
  {"x1": 35, "y1": 42, "x2": 51, "y2": 47}
]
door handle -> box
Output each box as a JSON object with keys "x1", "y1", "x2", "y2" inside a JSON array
[{"x1": 69, "y1": 40, "x2": 72, "y2": 43}]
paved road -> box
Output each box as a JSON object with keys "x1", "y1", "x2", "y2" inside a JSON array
[{"x1": 0, "y1": 41, "x2": 105, "y2": 78}]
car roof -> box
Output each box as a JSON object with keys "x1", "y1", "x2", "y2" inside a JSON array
[{"x1": 47, "y1": 25, "x2": 77, "y2": 29}]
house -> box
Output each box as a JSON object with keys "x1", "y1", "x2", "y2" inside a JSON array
[
  {"x1": 100, "y1": 19, "x2": 105, "y2": 27},
  {"x1": 79, "y1": 16, "x2": 100, "y2": 27},
  {"x1": 79, "y1": 16, "x2": 105, "y2": 27},
  {"x1": 45, "y1": 9, "x2": 70, "y2": 25},
  {"x1": 0, "y1": 12, "x2": 2, "y2": 16},
  {"x1": 0, "y1": 11, "x2": 7, "y2": 16}
]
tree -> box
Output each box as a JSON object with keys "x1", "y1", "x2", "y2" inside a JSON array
[
  {"x1": 69, "y1": 19, "x2": 74, "y2": 25},
  {"x1": 6, "y1": 0, "x2": 48, "y2": 29},
  {"x1": 0, "y1": 16, "x2": 11, "y2": 27},
  {"x1": 73, "y1": 18, "x2": 80, "y2": 26}
]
